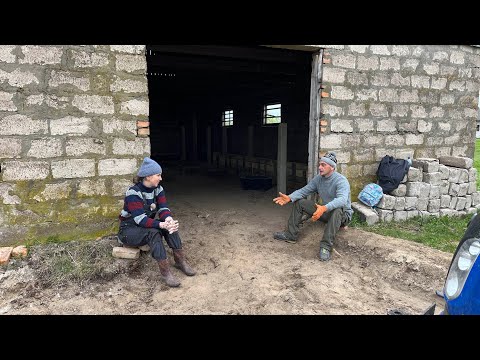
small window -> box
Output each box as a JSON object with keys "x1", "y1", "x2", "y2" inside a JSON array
[
  {"x1": 477, "y1": 124, "x2": 480, "y2": 131},
  {"x1": 263, "y1": 103, "x2": 281, "y2": 125},
  {"x1": 222, "y1": 110, "x2": 233, "y2": 127}
]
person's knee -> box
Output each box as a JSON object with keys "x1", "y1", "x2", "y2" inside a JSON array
[
  {"x1": 146, "y1": 228, "x2": 162, "y2": 241},
  {"x1": 297, "y1": 198, "x2": 314, "y2": 212},
  {"x1": 297, "y1": 199, "x2": 310, "y2": 207},
  {"x1": 331, "y1": 208, "x2": 344, "y2": 218},
  {"x1": 324, "y1": 208, "x2": 344, "y2": 225}
]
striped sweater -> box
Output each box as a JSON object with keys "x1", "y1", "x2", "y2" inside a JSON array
[{"x1": 119, "y1": 182, "x2": 172, "y2": 228}]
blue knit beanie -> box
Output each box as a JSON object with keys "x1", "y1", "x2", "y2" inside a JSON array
[
  {"x1": 137, "y1": 157, "x2": 162, "y2": 177},
  {"x1": 320, "y1": 152, "x2": 337, "y2": 169}
]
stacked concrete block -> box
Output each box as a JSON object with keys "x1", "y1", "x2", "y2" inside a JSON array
[
  {"x1": 374, "y1": 156, "x2": 479, "y2": 221},
  {"x1": 351, "y1": 202, "x2": 379, "y2": 225}
]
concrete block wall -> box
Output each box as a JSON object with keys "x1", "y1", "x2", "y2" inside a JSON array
[
  {"x1": 0, "y1": 45, "x2": 150, "y2": 245},
  {"x1": 2, "y1": 44, "x2": 480, "y2": 244},
  {"x1": 375, "y1": 156, "x2": 480, "y2": 222},
  {"x1": 317, "y1": 45, "x2": 480, "y2": 197}
]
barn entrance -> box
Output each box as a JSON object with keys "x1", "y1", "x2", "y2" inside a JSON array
[{"x1": 145, "y1": 45, "x2": 318, "y2": 195}]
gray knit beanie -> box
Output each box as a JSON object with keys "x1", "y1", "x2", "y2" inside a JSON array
[
  {"x1": 320, "y1": 152, "x2": 337, "y2": 169},
  {"x1": 137, "y1": 157, "x2": 162, "y2": 177}
]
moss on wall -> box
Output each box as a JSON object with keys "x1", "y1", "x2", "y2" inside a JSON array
[
  {"x1": 2, "y1": 180, "x2": 121, "y2": 245},
  {"x1": 24, "y1": 221, "x2": 118, "y2": 246},
  {"x1": 0, "y1": 45, "x2": 149, "y2": 246},
  {"x1": 349, "y1": 178, "x2": 369, "y2": 201}
]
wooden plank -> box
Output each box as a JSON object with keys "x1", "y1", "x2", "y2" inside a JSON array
[
  {"x1": 192, "y1": 112, "x2": 198, "y2": 162},
  {"x1": 277, "y1": 123, "x2": 288, "y2": 194},
  {"x1": 147, "y1": 45, "x2": 312, "y2": 64},
  {"x1": 206, "y1": 126, "x2": 212, "y2": 165},
  {"x1": 307, "y1": 50, "x2": 322, "y2": 182},
  {"x1": 180, "y1": 126, "x2": 186, "y2": 161},
  {"x1": 147, "y1": 52, "x2": 309, "y2": 76}
]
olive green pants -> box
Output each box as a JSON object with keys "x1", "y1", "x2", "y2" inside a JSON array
[{"x1": 285, "y1": 198, "x2": 349, "y2": 251}]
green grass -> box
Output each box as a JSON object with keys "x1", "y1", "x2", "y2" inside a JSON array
[
  {"x1": 350, "y1": 212, "x2": 472, "y2": 253},
  {"x1": 475, "y1": 139, "x2": 480, "y2": 189},
  {"x1": 32, "y1": 240, "x2": 116, "y2": 288}
]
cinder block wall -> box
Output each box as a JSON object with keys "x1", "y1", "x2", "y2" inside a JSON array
[
  {"x1": 0, "y1": 45, "x2": 150, "y2": 245},
  {"x1": 318, "y1": 45, "x2": 480, "y2": 197}
]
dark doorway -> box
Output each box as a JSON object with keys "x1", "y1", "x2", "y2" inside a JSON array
[{"x1": 146, "y1": 45, "x2": 312, "y2": 190}]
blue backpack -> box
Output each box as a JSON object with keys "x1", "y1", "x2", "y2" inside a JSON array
[{"x1": 358, "y1": 183, "x2": 383, "y2": 207}]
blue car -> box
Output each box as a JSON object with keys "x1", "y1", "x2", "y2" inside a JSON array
[
  {"x1": 442, "y1": 212, "x2": 480, "y2": 315},
  {"x1": 389, "y1": 212, "x2": 480, "y2": 316}
]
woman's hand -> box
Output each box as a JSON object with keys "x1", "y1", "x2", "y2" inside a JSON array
[{"x1": 162, "y1": 217, "x2": 179, "y2": 234}]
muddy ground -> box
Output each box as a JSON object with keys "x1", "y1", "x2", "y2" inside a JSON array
[{"x1": 0, "y1": 169, "x2": 452, "y2": 315}]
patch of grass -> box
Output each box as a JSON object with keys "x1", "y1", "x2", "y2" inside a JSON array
[
  {"x1": 31, "y1": 239, "x2": 118, "y2": 288},
  {"x1": 475, "y1": 139, "x2": 480, "y2": 189},
  {"x1": 46, "y1": 235, "x2": 61, "y2": 243},
  {"x1": 350, "y1": 212, "x2": 473, "y2": 253}
]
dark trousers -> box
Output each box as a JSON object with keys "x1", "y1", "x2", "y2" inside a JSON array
[
  {"x1": 285, "y1": 199, "x2": 349, "y2": 251},
  {"x1": 118, "y1": 220, "x2": 182, "y2": 261}
]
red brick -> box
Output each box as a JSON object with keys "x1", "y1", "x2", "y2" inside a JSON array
[
  {"x1": 0, "y1": 247, "x2": 13, "y2": 265},
  {"x1": 137, "y1": 128, "x2": 150, "y2": 136},
  {"x1": 12, "y1": 245, "x2": 28, "y2": 258},
  {"x1": 137, "y1": 121, "x2": 149, "y2": 128},
  {"x1": 321, "y1": 91, "x2": 329, "y2": 98}
]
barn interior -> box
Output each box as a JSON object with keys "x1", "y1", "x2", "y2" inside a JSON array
[{"x1": 145, "y1": 45, "x2": 313, "y2": 195}]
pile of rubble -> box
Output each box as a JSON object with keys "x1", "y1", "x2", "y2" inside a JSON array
[{"x1": 353, "y1": 156, "x2": 480, "y2": 225}]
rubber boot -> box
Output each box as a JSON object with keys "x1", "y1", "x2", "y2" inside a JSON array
[
  {"x1": 158, "y1": 259, "x2": 181, "y2": 287},
  {"x1": 173, "y1": 249, "x2": 196, "y2": 276}
]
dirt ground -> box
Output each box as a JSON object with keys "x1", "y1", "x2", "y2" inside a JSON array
[{"x1": 0, "y1": 169, "x2": 453, "y2": 315}]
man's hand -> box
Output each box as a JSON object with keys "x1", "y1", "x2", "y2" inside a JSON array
[
  {"x1": 311, "y1": 205, "x2": 327, "y2": 221},
  {"x1": 273, "y1": 192, "x2": 291, "y2": 206}
]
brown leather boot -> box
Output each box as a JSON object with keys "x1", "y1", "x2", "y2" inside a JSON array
[
  {"x1": 158, "y1": 259, "x2": 181, "y2": 287},
  {"x1": 173, "y1": 249, "x2": 196, "y2": 276}
]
